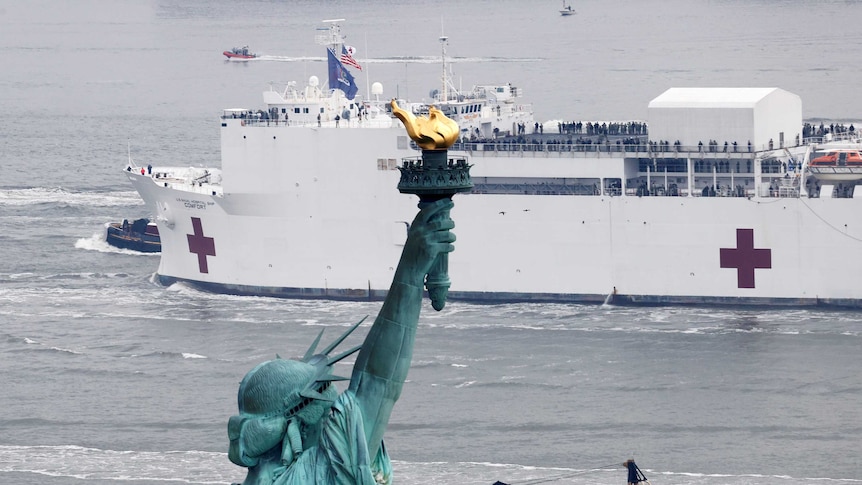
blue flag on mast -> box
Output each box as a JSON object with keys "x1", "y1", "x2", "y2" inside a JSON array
[{"x1": 327, "y1": 47, "x2": 358, "y2": 100}]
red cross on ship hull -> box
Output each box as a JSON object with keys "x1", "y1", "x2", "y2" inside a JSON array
[
  {"x1": 187, "y1": 217, "x2": 216, "y2": 273},
  {"x1": 720, "y1": 228, "x2": 771, "y2": 289}
]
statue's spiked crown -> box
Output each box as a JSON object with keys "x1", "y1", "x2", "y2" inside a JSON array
[{"x1": 237, "y1": 317, "x2": 367, "y2": 417}]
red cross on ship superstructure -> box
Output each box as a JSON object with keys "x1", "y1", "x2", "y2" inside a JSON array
[
  {"x1": 719, "y1": 228, "x2": 771, "y2": 288},
  {"x1": 187, "y1": 217, "x2": 216, "y2": 273}
]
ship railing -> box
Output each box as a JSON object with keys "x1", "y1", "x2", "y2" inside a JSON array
[
  {"x1": 155, "y1": 178, "x2": 222, "y2": 197},
  {"x1": 452, "y1": 141, "x2": 650, "y2": 155},
  {"x1": 451, "y1": 141, "x2": 775, "y2": 160},
  {"x1": 221, "y1": 116, "x2": 394, "y2": 129},
  {"x1": 805, "y1": 132, "x2": 861, "y2": 145},
  {"x1": 685, "y1": 164, "x2": 792, "y2": 175},
  {"x1": 471, "y1": 181, "x2": 601, "y2": 196},
  {"x1": 807, "y1": 166, "x2": 862, "y2": 176},
  {"x1": 690, "y1": 187, "x2": 755, "y2": 198}
]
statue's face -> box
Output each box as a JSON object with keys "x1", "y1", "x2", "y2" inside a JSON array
[{"x1": 290, "y1": 380, "x2": 339, "y2": 449}]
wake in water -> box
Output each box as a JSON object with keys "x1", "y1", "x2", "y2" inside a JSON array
[
  {"x1": 2, "y1": 336, "x2": 82, "y2": 355},
  {"x1": 0, "y1": 187, "x2": 143, "y2": 208},
  {"x1": 251, "y1": 55, "x2": 543, "y2": 64},
  {"x1": 1, "y1": 445, "x2": 858, "y2": 485},
  {"x1": 74, "y1": 228, "x2": 160, "y2": 256}
]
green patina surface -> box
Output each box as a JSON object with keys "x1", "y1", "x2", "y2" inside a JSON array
[{"x1": 227, "y1": 199, "x2": 457, "y2": 485}]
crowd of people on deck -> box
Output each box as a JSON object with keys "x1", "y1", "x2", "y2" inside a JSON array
[
  {"x1": 555, "y1": 120, "x2": 648, "y2": 136},
  {"x1": 453, "y1": 134, "x2": 648, "y2": 152},
  {"x1": 511, "y1": 120, "x2": 648, "y2": 138},
  {"x1": 803, "y1": 122, "x2": 856, "y2": 139},
  {"x1": 459, "y1": 119, "x2": 858, "y2": 154}
]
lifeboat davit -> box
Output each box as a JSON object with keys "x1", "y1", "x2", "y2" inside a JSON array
[{"x1": 808, "y1": 149, "x2": 862, "y2": 181}]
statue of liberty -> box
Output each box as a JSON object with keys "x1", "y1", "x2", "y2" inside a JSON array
[{"x1": 227, "y1": 199, "x2": 456, "y2": 485}]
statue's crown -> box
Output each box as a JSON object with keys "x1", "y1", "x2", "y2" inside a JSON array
[{"x1": 237, "y1": 317, "x2": 367, "y2": 416}]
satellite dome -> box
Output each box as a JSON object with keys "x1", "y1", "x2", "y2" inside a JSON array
[
  {"x1": 371, "y1": 82, "x2": 383, "y2": 96},
  {"x1": 309, "y1": 75, "x2": 319, "y2": 87}
]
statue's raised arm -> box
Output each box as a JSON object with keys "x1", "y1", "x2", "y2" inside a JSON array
[
  {"x1": 226, "y1": 199, "x2": 455, "y2": 485},
  {"x1": 348, "y1": 199, "x2": 455, "y2": 455}
]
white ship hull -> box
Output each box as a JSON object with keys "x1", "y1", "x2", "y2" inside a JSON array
[{"x1": 128, "y1": 118, "x2": 862, "y2": 307}]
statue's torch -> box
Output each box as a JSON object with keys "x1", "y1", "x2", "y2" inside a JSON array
[{"x1": 391, "y1": 100, "x2": 472, "y2": 311}]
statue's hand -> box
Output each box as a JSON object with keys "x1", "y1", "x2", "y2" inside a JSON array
[{"x1": 399, "y1": 199, "x2": 456, "y2": 283}]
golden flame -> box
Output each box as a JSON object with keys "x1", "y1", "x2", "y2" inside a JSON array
[{"x1": 390, "y1": 99, "x2": 459, "y2": 150}]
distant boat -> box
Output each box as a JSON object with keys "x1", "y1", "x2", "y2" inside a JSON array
[
  {"x1": 223, "y1": 45, "x2": 257, "y2": 60},
  {"x1": 106, "y1": 218, "x2": 161, "y2": 253},
  {"x1": 560, "y1": 0, "x2": 576, "y2": 15}
]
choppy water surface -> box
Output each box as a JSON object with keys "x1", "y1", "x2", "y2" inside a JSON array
[{"x1": 2, "y1": 1, "x2": 862, "y2": 483}]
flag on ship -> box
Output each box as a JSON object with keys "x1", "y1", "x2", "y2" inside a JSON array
[
  {"x1": 340, "y1": 45, "x2": 362, "y2": 71},
  {"x1": 327, "y1": 47, "x2": 358, "y2": 100}
]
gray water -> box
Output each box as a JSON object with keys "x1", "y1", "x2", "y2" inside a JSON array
[{"x1": 1, "y1": 1, "x2": 861, "y2": 484}]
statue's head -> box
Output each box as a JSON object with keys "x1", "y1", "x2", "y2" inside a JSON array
[{"x1": 227, "y1": 318, "x2": 367, "y2": 468}]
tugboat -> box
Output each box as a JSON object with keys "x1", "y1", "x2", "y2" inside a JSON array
[
  {"x1": 223, "y1": 45, "x2": 257, "y2": 60},
  {"x1": 106, "y1": 218, "x2": 161, "y2": 253}
]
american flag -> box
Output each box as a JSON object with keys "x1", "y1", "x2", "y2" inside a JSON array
[{"x1": 340, "y1": 45, "x2": 362, "y2": 71}]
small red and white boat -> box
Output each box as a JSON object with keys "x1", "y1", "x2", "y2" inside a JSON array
[{"x1": 223, "y1": 45, "x2": 257, "y2": 60}]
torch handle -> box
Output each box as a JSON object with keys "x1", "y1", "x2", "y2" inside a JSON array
[{"x1": 418, "y1": 197, "x2": 452, "y2": 311}]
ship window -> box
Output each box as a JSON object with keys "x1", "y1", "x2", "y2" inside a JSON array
[
  {"x1": 303, "y1": 108, "x2": 309, "y2": 114},
  {"x1": 638, "y1": 158, "x2": 688, "y2": 173},
  {"x1": 377, "y1": 158, "x2": 398, "y2": 170},
  {"x1": 294, "y1": 108, "x2": 301, "y2": 114},
  {"x1": 470, "y1": 177, "x2": 602, "y2": 196},
  {"x1": 603, "y1": 178, "x2": 623, "y2": 196},
  {"x1": 281, "y1": 108, "x2": 286, "y2": 114}
]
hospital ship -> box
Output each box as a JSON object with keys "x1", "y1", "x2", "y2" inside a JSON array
[{"x1": 125, "y1": 20, "x2": 862, "y2": 307}]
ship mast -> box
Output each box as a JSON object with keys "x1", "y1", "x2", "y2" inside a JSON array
[
  {"x1": 439, "y1": 32, "x2": 448, "y2": 103},
  {"x1": 317, "y1": 18, "x2": 345, "y2": 53}
]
